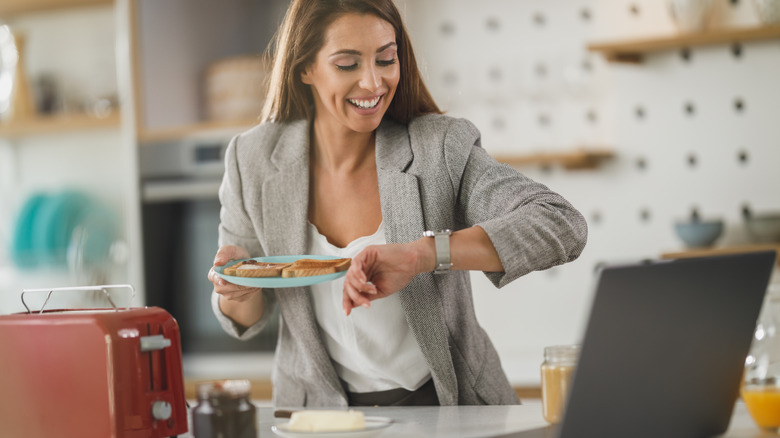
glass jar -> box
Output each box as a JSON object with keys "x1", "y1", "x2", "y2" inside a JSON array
[
  {"x1": 742, "y1": 284, "x2": 780, "y2": 432},
  {"x1": 540, "y1": 344, "x2": 580, "y2": 424},
  {"x1": 192, "y1": 379, "x2": 257, "y2": 438}
]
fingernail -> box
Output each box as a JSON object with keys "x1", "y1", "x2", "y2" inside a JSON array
[{"x1": 362, "y1": 303, "x2": 370, "y2": 309}]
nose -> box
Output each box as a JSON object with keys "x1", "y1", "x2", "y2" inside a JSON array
[{"x1": 359, "y1": 64, "x2": 381, "y2": 91}]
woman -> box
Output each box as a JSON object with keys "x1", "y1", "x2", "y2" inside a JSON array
[{"x1": 207, "y1": 0, "x2": 587, "y2": 407}]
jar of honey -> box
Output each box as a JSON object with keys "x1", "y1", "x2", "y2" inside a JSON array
[
  {"x1": 742, "y1": 284, "x2": 780, "y2": 432},
  {"x1": 540, "y1": 344, "x2": 580, "y2": 424}
]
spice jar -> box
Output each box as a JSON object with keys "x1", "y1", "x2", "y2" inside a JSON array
[
  {"x1": 540, "y1": 345, "x2": 580, "y2": 424},
  {"x1": 192, "y1": 379, "x2": 257, "y2": 438},
  {"x1": 742, "y1": 284, "x2": 780, "y2": 432}
]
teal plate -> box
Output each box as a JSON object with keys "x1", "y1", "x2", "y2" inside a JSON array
[
  {"x1": 11, "y1": 193, "x2": 48, "y2": 267},
  {"x1": 215, "y1": 255, "x2": 348, "y2": 288}
]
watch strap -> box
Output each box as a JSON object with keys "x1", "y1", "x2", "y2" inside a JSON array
[{"x1": 423, "y1": 229, "x2": 452, "y2": 273}]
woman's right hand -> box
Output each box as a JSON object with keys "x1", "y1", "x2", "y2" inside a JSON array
[{"x1": 208, "y1": 245, "x2": 262, "y2": 303}]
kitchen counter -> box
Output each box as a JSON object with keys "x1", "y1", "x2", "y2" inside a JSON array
[{"x1": 178, "y1": 400, "x2": 776, "y2": 437}]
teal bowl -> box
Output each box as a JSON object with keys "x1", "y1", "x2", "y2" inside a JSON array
[{"x1": 674, "y1": 220, "x2": 724, "y2": 248}]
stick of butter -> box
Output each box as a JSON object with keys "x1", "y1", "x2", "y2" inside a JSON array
[{"x1": 288, "y1": 409, "x2": 365, "y2": 432}]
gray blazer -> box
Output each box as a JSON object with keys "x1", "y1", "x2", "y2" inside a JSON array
[{"x1": 212, "y1": 114, "x2": 587, "y2": 407}]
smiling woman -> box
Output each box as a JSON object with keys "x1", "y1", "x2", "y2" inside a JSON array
[{"x1": 205, "y1": 0, "x2": 587, "y2": 409}]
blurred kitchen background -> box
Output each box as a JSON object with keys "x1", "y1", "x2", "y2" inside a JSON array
[{"x1": 1, "y1": 0, "x2": 779, "y2": 394}]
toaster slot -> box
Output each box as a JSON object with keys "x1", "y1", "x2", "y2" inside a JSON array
[{"x1": 142, "y1": 323, "x2": 172, "y2": 392}]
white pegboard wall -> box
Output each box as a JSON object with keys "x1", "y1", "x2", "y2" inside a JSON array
[{"x1": 400, "y1": 0, "x2": 780, "y2": 384}]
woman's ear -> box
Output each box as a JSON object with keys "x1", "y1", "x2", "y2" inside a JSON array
[{"x1": 300, "y1": 67, "x2": 313, "y2": 85}]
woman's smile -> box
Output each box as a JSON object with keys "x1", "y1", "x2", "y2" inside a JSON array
[
  {"x1": 347, "y1": 94, "x2": 384, "y2": 115},
  {"x1": 348, "y1": 94, "x2": 383, "y2": 110}
]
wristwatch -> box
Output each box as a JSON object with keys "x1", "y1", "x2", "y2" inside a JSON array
[{"x1": 423, "y1": 229, "x2": 452, "y2": 273}]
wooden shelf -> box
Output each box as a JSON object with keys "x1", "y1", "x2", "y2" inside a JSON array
[
  {"x1": 139, "y1": 119, "x2": 259, "y2": 144},
  {"x1": 0, "y1": 112, "x2": 121, "y2": 138},
  {"x1": 662, "y1": 243, "x2": 780, "y2": 267},
  {"x1": 0, "y1": 0, "x2": 112, "y2": 17},
  {"x1": 494, "y1": 148, "x2": 614, "y2": 170},
  {"x1": 588, "y1": 25, "x2": 780, "y2": 63}
]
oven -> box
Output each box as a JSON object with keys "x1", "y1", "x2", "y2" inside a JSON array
[{"x1": 138, "y1": 138, "x2": 279, "y2": 358}]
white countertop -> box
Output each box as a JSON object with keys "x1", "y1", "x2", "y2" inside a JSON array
[{"x1": 177, "y1": 401, "x2": 775, "y2": 438}]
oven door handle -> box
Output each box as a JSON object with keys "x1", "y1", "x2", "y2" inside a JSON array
[{"x1": 142, "y1": 180, "x2": 221, "y2": 202}]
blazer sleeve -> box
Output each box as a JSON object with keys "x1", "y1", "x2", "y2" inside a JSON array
[
  {"x1": 211, "y1": 132, "x2": 277, "y2": 339},
  {"x1": 447, "y1": 119, "x2": 588, "y2": 288}
]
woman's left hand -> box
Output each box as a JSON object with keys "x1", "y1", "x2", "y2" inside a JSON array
[{"x1": 342, "y1": 240, "x2": 430, "y2": 315}]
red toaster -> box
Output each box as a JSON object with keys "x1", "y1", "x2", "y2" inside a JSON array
[{"x1": 0, "y1": 285, "x2": 188, "y2": 438}]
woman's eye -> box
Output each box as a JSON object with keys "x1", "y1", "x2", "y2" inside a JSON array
[
  {"x1": 377, "y1": 58, "x2": 397, "y2": 67},
  {"x1": 336, "y1": 64, "x2": 358, "y2": 71}
]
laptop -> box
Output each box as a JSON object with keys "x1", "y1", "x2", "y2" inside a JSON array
[{"x1": 500, "y1": 251, "x2": 777, "y2": 438}]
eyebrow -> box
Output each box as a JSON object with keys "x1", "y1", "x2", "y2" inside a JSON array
[{"x1": 329, "y1": 42, "x2": 397, "y2": 57}]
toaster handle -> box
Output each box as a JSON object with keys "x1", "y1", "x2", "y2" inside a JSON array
[
  {"x1": 140, "y1": 334, "x2": 172, "y2": 352},
  {"x1": 21, "y1": 284, "x2": 136, "y2": 314}
]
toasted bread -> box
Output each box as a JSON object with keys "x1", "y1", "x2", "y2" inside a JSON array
[
  {"x1": 223, "y1": 260, "x2": 293, "y2": 278},
  {"x1": 281, "y1": 258, "x2": 351, "y2": 278}
]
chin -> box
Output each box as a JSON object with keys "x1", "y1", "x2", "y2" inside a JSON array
[{"x1": 349, "y1": 117, "x2": 384, "y2": 133}]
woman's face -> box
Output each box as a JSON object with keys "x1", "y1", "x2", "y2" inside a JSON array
[{"x1": 301, "y1": 13, "x2": 400, "y2": 135}]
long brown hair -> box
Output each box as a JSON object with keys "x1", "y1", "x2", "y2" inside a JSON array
[{"x1": 260, "y1": 0, "x2": 441, "y2": 124}]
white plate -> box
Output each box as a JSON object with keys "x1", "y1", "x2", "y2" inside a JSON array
[
  {"x1": 215, "y1": 255, "x2": 348, "y2": 288},
  {"x1": 271, "y1": 416, "x2": 393, "y2": 438}
]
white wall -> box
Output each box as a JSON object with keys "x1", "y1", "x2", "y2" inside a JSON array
[{"x1": 400, "y1": 0, "x2": 780, "y2": 385}]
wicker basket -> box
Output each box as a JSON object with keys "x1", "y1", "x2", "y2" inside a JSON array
[{"x1": 205, "y1": 55, "x2": 269, "y2": 122}]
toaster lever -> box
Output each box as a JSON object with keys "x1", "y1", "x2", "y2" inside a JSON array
[{"x1": 140, "y1": 334, "x2": 171, "y2": 351}]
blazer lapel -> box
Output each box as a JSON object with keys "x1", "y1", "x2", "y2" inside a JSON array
[
  {"x1": 262, "y1": 119, "x2": 309, "y2": 257},
  {"x1": 375, "y1": 120, "x2": 458, "y2": 405},
  {"x1": 260, "y1": 119, "x2": 347, "y2": 404}
]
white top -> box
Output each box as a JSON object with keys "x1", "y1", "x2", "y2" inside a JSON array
[{"x1": 307, "y1": 221, "x2": 431, "y2": 393}]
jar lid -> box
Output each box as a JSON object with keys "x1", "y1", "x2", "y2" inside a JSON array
[
  {"x1": 544, "y1": 344, "x2": 581, "y2": 363},
  {"x1": 197, "y1": 379, "x2": 252, "y2": 399}
]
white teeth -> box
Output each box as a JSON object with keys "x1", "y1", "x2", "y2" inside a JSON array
[{"x1": 348, "y1": 96, "x2": 381, "y2": 109}]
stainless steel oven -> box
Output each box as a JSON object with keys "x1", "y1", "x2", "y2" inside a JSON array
[{"x1": 138, "y1": 138, "x2": 278, "y2": 356}]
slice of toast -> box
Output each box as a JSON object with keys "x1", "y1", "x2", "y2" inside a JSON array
[
  {"x1": 281, "y1": 258, "x2": 351, "y2": 278},
  {"x1": 223, "y1": 260, "x2": 293, "y2": 277}
]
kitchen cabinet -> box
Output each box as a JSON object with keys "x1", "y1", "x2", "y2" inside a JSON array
[{"x1": 588, "y1": 25, "x2": 780, "y2": 63}]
